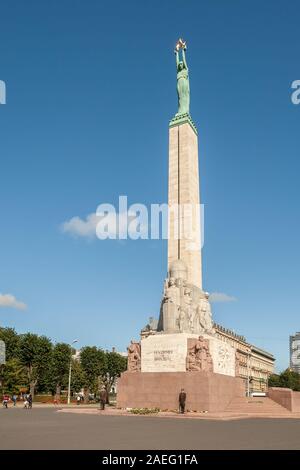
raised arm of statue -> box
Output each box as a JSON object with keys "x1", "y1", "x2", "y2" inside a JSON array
[
  {"x1": 175, "y1": 50, "x2": 180, "y2": 69},
  {"x1": 182, "y1": 49, "x2": 188, "y2": 70}
]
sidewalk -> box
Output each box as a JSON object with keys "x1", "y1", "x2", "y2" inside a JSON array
[
  {"x1": 57, "y1": 406, "x2": 300, "y2": 421},
  {"x1": 8, "y1": 401, "x2": 300, "y2": 421},
  {"x1": 5, "y1": 402, "x2": 109, "y2": 409}
]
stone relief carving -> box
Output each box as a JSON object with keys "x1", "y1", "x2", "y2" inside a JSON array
[
  {"x1": 186, "y1": 336, "x2": 213, "y2": 372},
  {"x1": 157, "y1": 259, "x2": 215, "y2": 335},
  {"x1": 127, "y1": 341, "x2": 141, "y2": 372},
  {"x1": 217, "y1": 344, "x2": 232, "y2": 372}
]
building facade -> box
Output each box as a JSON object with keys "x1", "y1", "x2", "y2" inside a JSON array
[{"x1": 214, "y1": 324, "x2": 274, "y2": 394}]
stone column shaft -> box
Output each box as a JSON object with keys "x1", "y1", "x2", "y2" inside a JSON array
[{"x1": 168, "y1": 121, "x2": 202, "y2": 289}]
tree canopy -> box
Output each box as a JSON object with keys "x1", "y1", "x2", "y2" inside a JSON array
[
  {"x1": 269, "y1": 369, "x2": 300, "y2": 391},
  {"x1": 18, "y1": 333, "x2": 53, "y2": 397},
  {"x1": 0, "y1": 326, "x2": 127, "y2": 400},
  {"x1": 51, "y1": 342, "x2": 71, "y2": 396},
  {"x1": 0, "y1": 327, "x2": 20, "y2": 361}
]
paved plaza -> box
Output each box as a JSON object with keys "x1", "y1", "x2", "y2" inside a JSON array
[{"x1": 1, "y1": 407, "x2": 300, "y2": 450}]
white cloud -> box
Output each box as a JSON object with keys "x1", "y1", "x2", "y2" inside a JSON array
[
  {"x1": 0, "y1": 294, "x2": 27, "y2": 310},
  {"x1": 61, "y1": 211, "x2": 149, "y2": 240},
  {"x1": 61, "y1": 213, "x2": 99, "y2": 239},
  {"x1": 209, "y1": 292, "x2": 237, "y2": 303}
]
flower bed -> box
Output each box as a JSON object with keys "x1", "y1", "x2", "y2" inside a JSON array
[{"x1": 129, "y1": 407, "x2": 160, "y2": 415}]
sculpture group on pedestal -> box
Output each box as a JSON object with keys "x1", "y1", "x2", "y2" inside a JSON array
[
  {"x1": 186, "y1": 336, "x2": 213, "y2": 372},
  {"x1": 127, "y1": 341, "x2": 141, "y2": 372},
  {"x1": 157, "y1": 259, "x2": 215, "y2": 335},
  {"x1": 127, "y1": 335, "x2": 215, "y2": 373}
]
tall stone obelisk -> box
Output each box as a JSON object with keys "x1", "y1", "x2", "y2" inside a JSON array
[
  {"x1": 116, "y1": 40, "x2": 243, "y2": 412},
  {"x1": 168, "y1": 39, "x2": 202, "y2": 289}
]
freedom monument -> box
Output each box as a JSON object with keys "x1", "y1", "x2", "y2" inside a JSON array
[{"x1": 117, "y1": 40, "x2": 246, "y2": 411}]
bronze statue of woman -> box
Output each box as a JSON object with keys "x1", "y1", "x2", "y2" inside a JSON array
[{"x1": 175, "y1": 40, "x2": 190, "y2": 116}]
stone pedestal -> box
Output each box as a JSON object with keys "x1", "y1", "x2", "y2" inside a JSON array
[
  {"x1": 119, "y1": 332, "x2": 242, "y2": 412},
  {"x1": 117, "y1": 371, "x2": 244, "y2": 412}
]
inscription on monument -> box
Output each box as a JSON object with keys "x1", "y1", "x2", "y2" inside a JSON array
[
  {"x1": 141, "y1": 334, "x2": 188, "y2": 372},
  {"x1": 154, "y1": 350, "x2": 173, "y2": 362}
]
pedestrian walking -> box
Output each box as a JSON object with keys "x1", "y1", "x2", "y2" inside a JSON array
[
  {"x1": 12, "y1": 394, "x2": 17, "y2": 406},
  {"x1": 178, "y1": 388, "x2": 186, "y2": 414}
]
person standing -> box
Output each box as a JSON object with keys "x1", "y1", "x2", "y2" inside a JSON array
[
  {"x1": 28, "y1": 393, "x2": 32, "y2": 409},
  {"x1": 12, "y1": 394, "x2": 17, "y2": 406},
  {"x1": 178, "y1": 388, "x2": 186, "y2": 414},
  {"x1": 99, "y1": 388, "x2": 107, "y2": 410}
]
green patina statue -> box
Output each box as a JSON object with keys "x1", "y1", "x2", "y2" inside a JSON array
[{"x1": 175, "y1": 38, "x2": 190, "y2": 116}]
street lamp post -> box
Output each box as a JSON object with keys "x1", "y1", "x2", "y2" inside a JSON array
[{"x1": 67, "y1": 339, "x2": 78, "y2": 405}]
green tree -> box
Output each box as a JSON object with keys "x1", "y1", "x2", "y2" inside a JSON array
[
  {"x1": 51, "y1": 343, "x2": 71, "y2": 398},
  {"x1": 70, "y1": 358, "x2": 85, "y2": 396},
  {"x1": 268, "y1": 373, "x2": 281, "y2": 388},
  {"x1": 1, "y1": 358, "x2": 27, "y2": 395},
  {"x1": 279, "y1": 369, "x2": 300, "y2": 391},
  {"x1": 18, "y1": 333, "x2": 53, "y2": 398},
  {"x1": 269, "y1": 369, "x2": 300, "y2": 391},
  {"x1": 102, "y1": 351, "x2": 127, "y2": 403},
  {"x1": 80, "y1": 346, "x2": 107, "y2": 403},
  {"x1": 0, "y1": 327, "x2": 20, "y2": 360}
]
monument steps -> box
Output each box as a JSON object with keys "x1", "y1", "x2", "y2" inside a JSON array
[{"x1": 225, "y1": 396, "x2": 291, "y2": 415}]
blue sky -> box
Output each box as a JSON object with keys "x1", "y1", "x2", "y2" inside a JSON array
[{"x1": 0, "y1": 0, "x2": 299, "y2": 372}]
